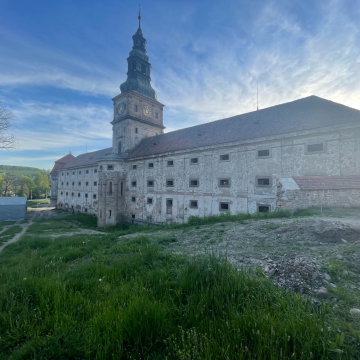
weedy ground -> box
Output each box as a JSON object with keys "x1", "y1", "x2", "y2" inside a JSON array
[{"x1": 0, "y1": 208, "x2": 359, "y2": 359}]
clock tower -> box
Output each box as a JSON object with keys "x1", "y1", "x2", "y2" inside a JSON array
[{"x1": 111, "y1": 10, "x2": 165, "y2": 155}]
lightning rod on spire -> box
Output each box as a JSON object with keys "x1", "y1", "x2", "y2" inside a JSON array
[{"x1": 138, "y1": 5, "x2": 142, "y2": 29}]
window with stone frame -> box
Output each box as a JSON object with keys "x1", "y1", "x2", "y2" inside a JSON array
[
  {"x1": 166, "y1": 179, "x2": 174, "y2": 187},
  {"x1": 219, "y1": 179, "x2": 230, "y2": 187},
  {"x1": 190, "y1": 200, "x2": 198, "y2": 208},
  {"x1": 219, "y1": 202, "x2": 229, "y2": 211}
]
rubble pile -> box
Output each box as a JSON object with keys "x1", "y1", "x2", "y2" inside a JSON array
[{"x1": 264, "y1": 256, "x2": 334, "y2": 299}]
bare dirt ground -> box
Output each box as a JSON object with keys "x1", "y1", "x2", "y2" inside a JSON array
[{"x1": 119, "y1": 208, "x2": 360, "y2": 302}]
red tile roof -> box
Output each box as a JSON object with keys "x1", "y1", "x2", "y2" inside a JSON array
[
  {"x1": 50, "y1": 153, "x2": 75, "y2": 175},
  {"x1": 293, "y1": 175, "x2": 360, "y2": 190}
]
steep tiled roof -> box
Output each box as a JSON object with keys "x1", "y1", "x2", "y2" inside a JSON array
[
  {"x1": 293, "y1": 175, "x2": 360, "y2": 190},
  {"x1": 60, "y1": 148, "x2": 112, "y2": 170},
  {"x1": 128, "y1": 96, "x2": 360, "y2": 159},
  {"x1": 50, "y1": 153, "x2": 75, "y2": 175}
]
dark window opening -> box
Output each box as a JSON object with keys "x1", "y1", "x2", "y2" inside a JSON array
[
  {"x1": 132, "y1": 164, "x2": 137, "y2": 169},
  {"x1": 85, "y1": 194, "x2": 88, "y2": 198},
  {"x1": 134, "y1": 105, "x2": 138, "y2": 112},
  {"x1": 220, "y1": 154, "x2": 230, "y2": 161},
  {"x1": 94, "y1": 181, "x2": 97, "y2": 186},
  {"x1": 86, "y1": 170, "x2": 89, "y2": 174},
  {"x1": 189, "y1": 179, "x2": 199, "y2": 187},
  {"x1": 118, "y1": 142, "x2": 121, "y2": 154},
  {"x1": 307, "y1": 143, "x2": 324, "y2": 152},
  {"x1": 132, "y1": 214, "x2": 135, "y2": 219},
  {"x1": 190, "y1": 157, "x2": 198, "y2": 164},
  {"x1": 258, "y1": 149, "x2": 270, "y2": 157},
  {"x1": 156, "y1": 112, "x2": 158, "y2": 119},
  {"x1": 109, "y1": 210, "x2": 112, "y2": 218},
  {"x1": 121, "y1": 182, "x2": 123, "y2": 196},
  {"x1": 147, "y1": 180, "x2": 154, "y2": 187},
  {"x1": 190, "y1": 200, "x2": 198, "y2": 208},
  {"x1": 107, "y1": 165, "x2": 114, "y2": 170},
  {"x1": 258, "y1": 205, "x2": 270, "y2": 213},
  {"x1": 78, "y1": 182, "x2": 81, "y2": 186},
  {"x1": 93, "y1": 194, "x2": 97, "y2": 199},
  {"x1": 257, "y1": 177, "x2": 271, "y2": 186},
  {"x1": 148, "y1": 162, "x2": 154, "y2": 168},
  {"x1": 147, "y1": 197, "x2": 153, "y2": 204},
  {"x1": 109, "y1": 182, "x2": 113, "y2": 195},
  {"x1": 219, "y1": 179, "x2": 230, "y2": 186},
  {"x1": 94, "y1": 169, "x2": 97, "y2": 173},
  {"x1": 131, "y1": 196, "x2": 136, "y2": 202},
  {"x1": 131, "y1": 181, "x2": 137, "y2": 187},
  {"x1": 86, "y1": 182, "x2": 89, "y2": 186},
  {"x1": 135, "y1": 127, "x2": 138, "y2": 134},
  {"x1": 78, "y1": 193, "x2": 81, "y2": 197},
  {"x1": 167, "y1": 160, "x2": 174, "y2": 166},
  {"x1": 166, "y1": 180, "x2": 174, "y2": 187},
  {"x1": 219, "y1": 202, "x2": 229, "y2": 211}
]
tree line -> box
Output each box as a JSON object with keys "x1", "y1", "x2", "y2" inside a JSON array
[{"x1": 0, "y1": 173, "x2": 50, "y2": 198}]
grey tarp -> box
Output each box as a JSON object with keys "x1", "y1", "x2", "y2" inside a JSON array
[{"x1": 0, "y1": 197, "x2": 27, "y2": 221}]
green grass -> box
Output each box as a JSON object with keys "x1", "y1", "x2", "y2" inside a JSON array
[
  {"x1": 0, "y1": 225, "x2": 23, "y2": 245},
  {"x1": 27, "y1": 199, "x2": 50, "y2": 208},
  {"x1": 0, "y1": 217, "x2": 359, "y2": 359}
]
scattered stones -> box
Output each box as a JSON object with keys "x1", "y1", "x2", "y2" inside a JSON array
[
  {"x1": 324, "y1": 273, "x2": 331, "y2": 281},
  {"x1": 316, "y1": 287, "x2": 330, "y2": 299},
  {"x1": 336, "y1": 254, "x2": 344, "y2": 260},
  {"x1": 341, "y1": 238, "x2": 348, "y2": 243}
]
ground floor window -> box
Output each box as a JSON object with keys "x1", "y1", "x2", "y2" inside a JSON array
[
  {"x1": 219, "y1": 202, "x2": 229, "y2": 211},
  {"x1": 258, "y1": 205, "x2": 270, "y2": 213}
]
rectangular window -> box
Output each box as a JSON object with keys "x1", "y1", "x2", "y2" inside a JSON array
[
  {"x1": 79, "y1": 171, "x2": 81, "y2": 174},
  {"x1": 190, "y1": 157, "x2": 198, "y2": 164},
  {"x1": 131, "y1": 181, "x2": 137, "y2": 187},
  {"x1": 109, "y1": 210, "x2": 112, "y2": 218},
  {"x1": 134, "y1": 105, "x2": 138, "y2": 112},
  {"x1": 132, "y1": 214, "x2": 135, "y2": 219},
  {"x1": 166, "y1": 199, "x2": 173, "y2": 206},
  {"x1": 219, "y1": 179, "x2": 230, "y2": 187},
  {"x1": 107, "y1": 165, "x2": 114, "y2": 170},
  {"x1": 256, "y1": 177, "x2": 271, "y2": 186},
  {"x1": 61, "y1": 191, "x2": 63, "y2": 195},
  {"x1": 219, "y1": 202, "x2": 229, "y2": 211},
  {"x1": 219, "y1": 154, "x2": 230, "y2": 161},
  {"x1": 135, "y1": 127, "x2": 138, "y2": 134},
  {"x1": 71, "y1": 192, "x2": 74, "y2": 197},
  {"x1": 86, "y1": 182, "x2": 89, "y2": 186},
  {"x1": 61, "y1": 182, "x2": 63, "y2": 186},
  {"x1": 131, "y1": 196, "x2": 136, "y2": 202},
  {"x1": 85, "y1": 193, "x2": 88, "y2": 198},
  {"x1": 147, "y1": 197, "x2": 153, "y2": 204},
  {"x1": 66, "y1": 182, "x2": 69, "y2": 186},
  {"x1": 72, "y1": 182, "x2": 74, "y2": 186},
  {"x1": 167, "y1": 160, "x2": 174, "y2": 166},
  {"x1": 78, "y1": 193, "x2": 81, "y2": 197},
  {"x1": 86, "y1": 170, "x2": 89, "y2": 174},
  {"x1": 147, "y1": 180, "x2": 154, "y2": 187},
  {"x1": 132, "y1": 164, "x2": 137, "y2": 169},
  {"x1": 166, "y1": 198, "x2": 173, "y2": 214},
  {"x1": 147, "y1": 216, "x2": 152, "y2": 222},
  {"x1": 66, "y1": 192, "x2": 68, "y2": 196},
  {"x1": 78, "y1": 182, "x2": 81, "y2": 186},
  {"x1": 100, "y1": 166, "x2": 103, "y2": 170},
  {"x1": 166, "y1": 179, "x2": 174, "y2": 187},
  {"x1": 156, "y1": 112, "x2": 159, "y2": 119},
  {"x1": 190, "y1": 200, "x2": 198, "y2": 208},
  {"x1": 67, "y1": 172, "x2": 69, "y2": 175},
  {"x1": 94, "y1": 169, "x2": 98, "y2": 173},
  {"x1": 94, "y1": 181, "x2": 97, "y2": 186},
  {"x1": 93, "y1": 194, "x2": 97, "y2": 199},
  {"x1": 258, "y1": 205, "x2": 270, "y2": 213},
  {"x1": 189, "y1": 179, "x2": 199, "y2": 187},
  {"x1": 148, "y1": 162, "x2": 154, "y2": 168},
  {"x1": 306, "y1": 143, "x2": 324, "y2": 153},
  {"x1": 257, "y1": 149, "x2": 270, "y2": 158},
  {"x1": 84, "y1": 208, "x2": 87, "y2": 213}
]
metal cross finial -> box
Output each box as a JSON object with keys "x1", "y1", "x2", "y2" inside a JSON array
[{"x1": 138, "y1": 5, "x2": 142, "y2": 29}]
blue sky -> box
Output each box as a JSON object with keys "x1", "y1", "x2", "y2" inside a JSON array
[{"x1": 1, "y1": 0, "x2": 359, "y2": 170}]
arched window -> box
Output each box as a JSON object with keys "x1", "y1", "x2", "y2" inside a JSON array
[{"x1": 109, "y1": 182, "x2": 113, "y2": 195}]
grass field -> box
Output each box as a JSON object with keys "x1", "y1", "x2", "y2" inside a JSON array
[
  {"x1": 0, "y1": 211, "x2": 359, "y2": 359},
  {"x1": 27, "y1": 199, "x2": 50, "y2": 208}
]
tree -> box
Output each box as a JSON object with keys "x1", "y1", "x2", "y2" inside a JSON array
[
  {"x1": 34, "y1": 173, "x2": 50, "y2": 198},
  {"x1": 1, "y1": 173, "x2": 19, "y2": 196},
  {"x1": 0, "y1": 100, "x2": 15, "y2": 149},
  {"x1": 16, "y1": 176, "x2": 36, "y2": 198},
  {"x1": 0, "y1": 174, "x2": 3, "y2": 195}
]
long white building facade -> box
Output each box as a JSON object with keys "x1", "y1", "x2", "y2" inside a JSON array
[{"x1": 51, "y1": 16, "x2": 360, "y2": 227}]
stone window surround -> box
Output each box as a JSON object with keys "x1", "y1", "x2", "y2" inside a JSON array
[
  {"x1": 131, "y1": 180, "x2": 137, "y2": 187},
  {"x1": 167, "y1": 160, "x2": 174, "y2": 167},
  {"x1": 256, "y1": 176, "x2": 272, "y2": 187},
  {"x1": 256, "y1": 148, "x2": 271, "y2": 158},
  {"x1": 219, "y1": 154, "x2": 230, "y2": 162},
  {"x1": 147, "y1": 197, "x2": 153, "y2": 204},
  {"x1": 219, "y1": 202, "x2": 230, "y2": 211},
  {"x1": 147, "y1": 179, "x2": 154, "y2": 187},
  {"x1": 305, "y1": 141, "x2": 326, "y2": 154},
  {"x1": 190, "y1": 200, "x2": 198, "y2": 208},
  {"x1": 190, "y1": 157, "x2": 199, "y2": 164},
  {"x1": 166, "y1": 179, "x2": 174, "y2": 187},
  {"x1": 189, "y1": 179, "x2": 199, "y2": 187},
  {"x1": 218, "y1": 178, "x2": 231, "y2": 187}
]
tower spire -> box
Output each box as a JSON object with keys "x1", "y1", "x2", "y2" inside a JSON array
[{"x1": 138, "y1": 5, "x2": 141, "y2": 29}]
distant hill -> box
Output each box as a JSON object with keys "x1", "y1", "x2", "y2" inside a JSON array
[{"x1": 0, "y1": 165, "x2": 49, "y2": 178}]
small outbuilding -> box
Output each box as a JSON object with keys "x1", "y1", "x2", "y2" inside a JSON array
[{"x1": 0, "y1": 197, "x2": 27, "y2": 222}]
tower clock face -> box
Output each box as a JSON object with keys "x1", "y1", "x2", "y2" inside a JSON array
[
  {"x1": 117, "y1": 102, "x2": 126, "y2": 115},
  {"x1": 142, "y1": 104, "x2": 152, "y2": 117}
]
